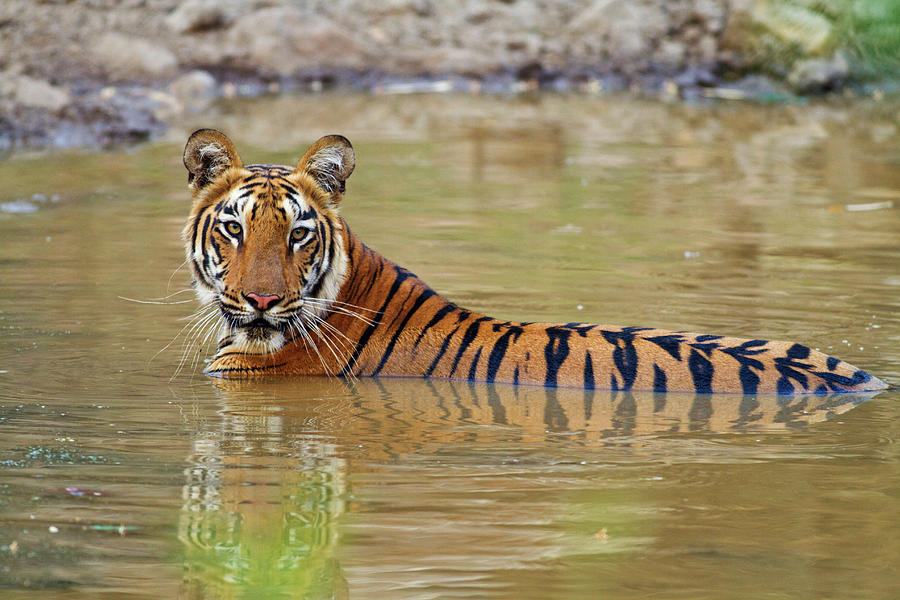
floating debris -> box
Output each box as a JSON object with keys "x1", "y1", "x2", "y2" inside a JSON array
[
  {"x1": 552, "y1": 223, "x2": 582, "y2": 234},
  {"x1": 63, "y1": 487, "x2": 103, "y2": 497},
  {"x1": 89, "y1": 524, "x2": 136, "y2": 535},
  {"x1": 0, "y1": 200, "x2": 39, "y2": 214},
  {"x1": 829, "y1": 200, "x2": 894, "y2": 212}
]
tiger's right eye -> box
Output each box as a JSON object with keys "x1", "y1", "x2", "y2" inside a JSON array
[{"x1": 225, "y1": 222, "x2": 242, "y2": 236}]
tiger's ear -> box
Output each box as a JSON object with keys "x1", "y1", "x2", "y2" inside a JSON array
[
  {"x1": 183, "y1": 129, "x2": 243, "y2": 193},
  {"x1": 296, "y1": 135, "x2": 355, "y2": 200}
]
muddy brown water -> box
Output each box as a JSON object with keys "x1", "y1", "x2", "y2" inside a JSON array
[{"x1": 1, "y1": 93, "x2": 899, "y2": 599}]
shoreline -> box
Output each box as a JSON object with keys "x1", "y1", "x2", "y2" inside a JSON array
[{"x1": 1, "y1": 0, "x2": 897, "y2": 152}]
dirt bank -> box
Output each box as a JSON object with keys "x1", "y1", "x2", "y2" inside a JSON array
[{"x1": 0, "y1": 0, "x2": 895, "y2": 150}]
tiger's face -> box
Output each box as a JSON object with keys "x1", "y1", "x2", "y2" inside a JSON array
[{"x1": 182, "y1": 130, "x2": 355, "y2": 354}]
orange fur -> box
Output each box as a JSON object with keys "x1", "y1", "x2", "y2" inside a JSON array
[{"x1": 183, "y1": 130, "x2": 888, "y2": 395}]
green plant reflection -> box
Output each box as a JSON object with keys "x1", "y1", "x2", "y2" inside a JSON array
[{"x1": 179, "y1": 403, "x2": 349, "y2": 599}]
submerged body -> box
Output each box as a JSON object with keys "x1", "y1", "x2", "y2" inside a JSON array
[{"x1": 182, "y1": 130, "x2": 888, "y2": 395}]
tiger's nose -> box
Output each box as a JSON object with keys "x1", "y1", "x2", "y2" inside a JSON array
[{"x1": 245, "y1": 292, "x2": 282, "y2": 311}]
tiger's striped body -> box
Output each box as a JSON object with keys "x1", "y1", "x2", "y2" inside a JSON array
[{"x1": 183, "y1": 130, "x2": 888, "y2": 395}]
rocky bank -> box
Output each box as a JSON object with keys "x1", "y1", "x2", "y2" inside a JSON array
[{"x1": 0, "y1": 0, "x2": 893, "y2": 150}]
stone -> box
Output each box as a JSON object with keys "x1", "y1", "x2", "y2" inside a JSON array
[
  {"x1": 656, "y1": 39, "x2": 687, "y2": 67},
  {"x1": 692, "y1": 0, "x2": 727, "y2": 32},
  {"x1": 0, "y1": 73, "x2": 70, "y2": 112},
  {"x1": 567, "y1": 0, "x2": 669, "y2": 66},
  {"x1": 226, "y1": 7, "x2": 372, "y2": 76},
  {"x1": 90, "y1": 33, "x2": 178, "y2": 81},
  {"x1": 165, "y1": 0, "x2": 227, "y2": 33},
  {"x1": 167, "y1": 70, "x2": 218, "y2": 113},
  {"x1": 788, "y1": 53, "x2": 849, "y2": 93},
  {"x1": 747, "y1": 1, "x2": 834, "y2": 55}
]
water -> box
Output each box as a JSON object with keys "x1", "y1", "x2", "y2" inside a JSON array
[{"x1": 1, "y1": 93, "x2": 898, "y2": 599}]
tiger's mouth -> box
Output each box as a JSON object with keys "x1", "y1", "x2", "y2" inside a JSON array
[
  {"x1": 219, "y1": 305, "x2": 287, "y2": 343},
  {"x1": 242, "y1": 317, "x2": 279, "y2": 340},
  {"x1": 221, "y1": 312, "x2": 290, "y2": 354}
]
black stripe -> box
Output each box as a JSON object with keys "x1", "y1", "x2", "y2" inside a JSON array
[
  {"x1": 297, "y1": 206, "x2": 317, "y2": 221},
  {"x1": 645, "y1": 334, "x2": 684, "y2": 361},
  {"x1": 372, "y1": 288, "x2": 438, "y2": 375},
  {"x1": 449, "y1": 317, "x2": 491, "y2": 377},
  {"x1": 653, "y1": 364, "x2": 667, "y2": 392},
  {"x1": 425, "y1": 324, "x2": 463, "y2": 376},
  {"x1": 340, "y1": 266, "x2": 414, "y2": 376},
  {"x1": 739, "y1": 363, "x2": 759, "y2": 395},
  {"x1": 826, "y1": 356, "x2": 840, "y2": 371},
  {"x1": 205, "y1": 361, "x2": 289, "y2": 375},
  {"x1": 606, "y1": 335, "x2": 638, "y2": 390},
  {"x1": 583, "y1": 350, "x2": 595, "y2": 389},
  {"x1": 306, "y1": 233, "x2": 331, "y2": 300},
  {"x1": 358, "y1": 257, "x2": 386, "y2": 300},
  {"x1": 787, "y1": 343, "x2": 811, "y2": 359},
  {"x1": 468, "y1": 346, "x2": 483, "y2": 381},
  {"x1": 413, "y1": 304, "x2": 457, "y2": 349},
  {"x1": 197, "y1": 213, "x2": 211, "y2": 253},
  {"x1": 544, "y1": 328, "x2": 571, "y2": 388},
  {"x1": 486, "y1": 325, "x2": 523, "y2": 383},
  {"x1": 688, "y1": 349, "x2": 714, "y2": 394},
  {"x1": 384, "y1": 288, "x2": 419, "y2": 331}
]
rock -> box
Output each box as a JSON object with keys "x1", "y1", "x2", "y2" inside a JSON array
[
  {"x1": 226, "y1": 8, "x2": 372, "y2": 76},
  {"x1": 656, "y1": 39, "x2": 687, "y2": 67},
  {"x1": 167, "y1": 70, "x2": 218, "y2": 112},
  {"x1": 722, "y1": 0, "x2": 835, "y2": 68},
  {"x1": 567, "y1": 0, "x2": 669, "y2": 67},
  {"x1": 57, "y1": 86, "x2": 168, "y2": 147},
  {"x1": 417, "y1": 46, "x2": 502, "y2": 76},
  {"x1": 691, "y1": 0, "x2": 727, "y2": 33},
  {"x1": 0, "y1": 73, "x2": 70, "y2": 112},
  {"x1": 788, "y1": 53, "x2": 849, "y2": 93},
  {"x1": 90, "y1": 33, "x2": 178, "y2": 81},
  {"x1": 757, "y1": 3, "x2": 833, "y2": 55},
  {"x1": 165, "y1": 0, "x2": 227, "y2": 33},
  {"x1": 695, "y1": 34, "x2": 718, "y2": 63}
]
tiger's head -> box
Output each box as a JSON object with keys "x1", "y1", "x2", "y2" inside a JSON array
[{"x1": 182, "y1": 129, "x2": 355, "y2": 354}]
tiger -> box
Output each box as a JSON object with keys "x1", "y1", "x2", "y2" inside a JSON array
[{"x1": 181, "y1": 129, "x2": 888, "y2": 395}]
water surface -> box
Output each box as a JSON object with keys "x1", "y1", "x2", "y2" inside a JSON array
[{"x1": 1, "y1": 93, "x2": 898, "y2": 599}]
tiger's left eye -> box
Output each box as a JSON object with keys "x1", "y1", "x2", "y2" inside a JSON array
[
  {"x1": 291, "y1": 227, "x2": 311, "y2": 242},
  {"x1": 226, "y1": 222, "x2": 242, "y2": 236}
]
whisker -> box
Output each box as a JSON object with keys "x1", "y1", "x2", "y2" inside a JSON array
[
  {"x1": 119, "y1": 293, "x2": 195, "y2": 305},
  {"x1": 150, "y1": 302, "x2": 216, "y2": 370},
  {"x1": 299, "y1": 309, "x2": 358, "y2": 380},
  {"x1": 166, "y1": 258, "x2": 189, "y2": 296},
  {"x1": 303, "y1": 309, "x2": 356, "y2": 347},
  {"x1": 172, "y1": 306, "x2": 221, "y2": 379},
  {"x1": 303, "y1": 298, "x2": 380, "y2": 326},
  {"x1": 293, "y1": 317, "x2": 333, "y2": 376}
]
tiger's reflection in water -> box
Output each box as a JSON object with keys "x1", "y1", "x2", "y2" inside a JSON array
[{"x1": 177, "y1": 379, "x2": 875, "y2": 598}]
